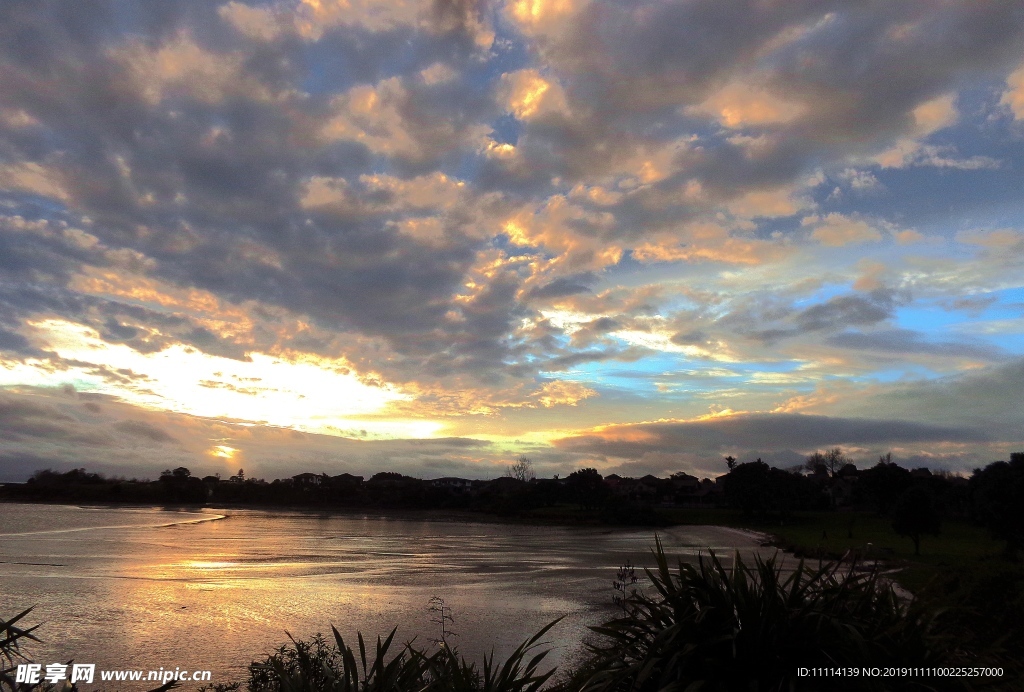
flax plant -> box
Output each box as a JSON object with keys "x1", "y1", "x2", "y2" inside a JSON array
[
  {"x1": 0, "y1": 608, "x2": 40, "y2": 691},
  {"x1": 577, "y1": 538, "x2": 956, "y2": 692},
  {"x1": 244, "y1": 619, "x2": 560, "y2": 692}
]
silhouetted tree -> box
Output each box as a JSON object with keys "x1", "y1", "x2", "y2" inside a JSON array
[
  {"x1": 892, "y1": 485, "x2": 941, "y2": 555},
  {"x1": 970, "y1": 453, "x2": 1024, "y2": 557},
  {"x1": 725, "y1": 455, "x2": 737, "y2": 471},
  {"x1": 857, "y1": 457, "x2": 912, "y2": 514},
  {"x1": 506, "y1": 455, "x2": 535, "y2": 482},
  {"x1": 804, "y1": 448, "x2": 850, "y2": 477},
  {"x1": 725, "y1": 461, "x2": 818, "y2": 519},
  {"x1": 724, "y1": 461, "x2": 771, "y2": 518},
  {"x1": 566, "y1": 468, "x2": 607, "y2": 510}
]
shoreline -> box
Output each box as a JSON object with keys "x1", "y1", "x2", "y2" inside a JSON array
[
  {"x1": 0, "y1": 496, "x2": 666, "y2": 529},
  {"x1": 0, "y1": 497, "x2": 914, "y2": 587}
]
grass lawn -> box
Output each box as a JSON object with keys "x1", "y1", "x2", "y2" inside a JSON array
[{"x1": 658, "y1": 507, "x2": 1004, "y2": 593}]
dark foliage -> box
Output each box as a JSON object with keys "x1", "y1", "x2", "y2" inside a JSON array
[
  {"x1": 970, "y1": 453, "x2": 1024, "y2": 557},
  {"x1": 722, "y1": 460, "x2": 822, "y2": 519},
  {"x1": 565, "y1": 469, "x2": 607, "y2": 511},
  {"x1": 231, "y1": 620, "x2": 559, "y2": 692},
  {"x1": 915, "y1": 558, "x2": 1024, "y2": 679},
  {"x1": 855, "y1": 460, "x2": 913, "y2": 514},
  {"x1": 891, "y1": 484, "x2": 942, "y2": 556},
  {"x1": 577, "y1": 539, "x2": 961, "y2": 692}
]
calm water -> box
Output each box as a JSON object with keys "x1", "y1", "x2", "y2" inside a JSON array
[{"x1": 0, "y1": 503, "x2": 766, "y2": 689}]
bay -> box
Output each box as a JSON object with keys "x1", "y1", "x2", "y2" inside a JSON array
[{"x1": 0, "y1": 503, "x2": 766, "y2": 689}]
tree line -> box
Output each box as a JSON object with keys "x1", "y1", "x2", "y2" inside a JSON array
[
  {"x1": 4, "y1": 452, "x2": 1023, "y2": 547},
  {"x1": 722, "y1": 450, "x2": 1024, "y2": 557}
]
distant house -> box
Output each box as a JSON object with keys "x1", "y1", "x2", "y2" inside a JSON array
[
  {"x1": 638, "y1": 475, "x2": 666, "y2": 499},
  {"x1": 292, "y1": 472, "x2": 323, "y2": 487},
  {"x1": 671, "y1": 472, "x2": 700, "y2": 492},
  {"x1": 611, "y1": 476, "x2": 661, "y2": 502},
  {"x1": 430, "y1": 477, "x2": 473, "y2": 490}
]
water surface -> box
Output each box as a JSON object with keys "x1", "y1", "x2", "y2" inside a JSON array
[{"x1": 0, "y1": 503, "x2": 765, "y2": 688}]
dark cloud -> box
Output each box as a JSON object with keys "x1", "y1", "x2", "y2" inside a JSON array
[
  {"x1": 826, "y1": 328, "x2": 1004, "y2": 360},
  {"x1": 101, "y1": 318, "x2": 140, "y2": 342},
  {"x1": 113, "y1": 419, "x2": 178, "y2": 444},
  {"x1": 0, "y1": 327, "x2": 32, "y2": 354},
  {"x1": 526, "y1": 275, "x2": 595, "y2": 300},
  {"x1": 827, "y1": 356, "x2": 1024, "y2": 436},
  {"x1": 795, "y1": 291, "x2": 899, "y2": 332},
  {"x1": 669, "y1": 330, "x2": 709, "y2": 346},
  {"x1": 554, "y1": 413, "x2": 987, "y2": 459},
  {"x1": 0, "y1": 394, "x2": 112, "y2": 445}
]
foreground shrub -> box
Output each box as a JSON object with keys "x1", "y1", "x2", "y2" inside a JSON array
[
  {"x1": 1, "y1": 608, "x2": 40, "y2": 691},
  {"x1": 576, "y1": 539, "x2": 961, "y2": 692},
  {"x1": 914, "y1": 557, "x2": 1024, "y2": 676},
  {"x1": 211, "y1": 620, "x2": 559, "y2": 692}
]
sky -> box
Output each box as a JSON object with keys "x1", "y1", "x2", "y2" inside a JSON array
[{"x1": 1, "y1": 0, "x2": 1023, "y2": 482}]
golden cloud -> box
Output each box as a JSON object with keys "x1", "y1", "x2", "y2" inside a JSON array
[
  {"x1": 1002, "y1": 62, "x2": 1024, "y2": 119},
  {"x1": 219, "y1": 1, "x2": 284, "y2": 41},
  {"x1": 805, "y1": 213, "x2": 883, "y2": 247},
  {"x1": 0, "y1": 161, "x2": 70, "y2": 202},
  {"x1": 292, "y1": 0, "x2": 493, "y2": 48},
  {"x1": 874, "y1": 93, "x2": 959, "y2": 168},
  {"x1": 691, "y1": 80, "x2": 805, "y2": 129},
  {"x1": 321, "y1": 77, "x2": 490, "y2": 160},
  {"x1": 535, "y1": 380, "x2": 596, "y2": 407},
  {"x1": 500, "y1": 69, "x2": 570, "y2": 120},
  {"x1": 507, "y1": 0, "x2": 583, "y2": 36},
  {"x1": 113, "y1": 32, "x2": 277, "y2": 106},
  {"x1": 726, "y1": 186, "x2": 806, "y2": 219}
]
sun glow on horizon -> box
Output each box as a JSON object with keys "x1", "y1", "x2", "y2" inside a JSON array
[
  {"x1": 7, "y1": 318, "x2": 443, "y2": 439},
  {"x1": 210, "y1": 445, "x2": 238, "y2": 459}
]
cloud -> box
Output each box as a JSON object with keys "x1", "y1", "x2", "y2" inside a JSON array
[
  {"x1": 826, "y1": 329, "x2": 1004, "y2": 361},
  {"x1": 321, "y1": 76, "x2": 491, "y2": 163},
  {"x1": 219, "y1": 2, "x2": 286, "y2": 41},
  {"x1": 795, "y1": 293, "x2": 895, "y2": 332},
  {"x1": 876, "y1": 142, "x2": 1001, "y2": 170},
  {"x1": 526, "y1": 274, "x2": 595, "y2": 299},
  {"x1": 553, "y1": 412, "x2": 987, "y2": 459},
  {"x1": 500, "y1": 69, "x2": 570, "y2": 120},
  {"x1": 113, "y1": 419, "x2": 179, "y2": 444},
  {"x1": 113, "y1": 31, "x2": 286, "y2": 107},
  {"x1": 1001, "y1": 61, "x2": 1024, "y2": 119},
  {"x1": 804, "y1": 213, "x2": 883, "y2": 247},
  {"x1": 0, "y1": 396, "x2": 84, "y2": 442},
  {"x1": 0, "y1": 162, "x2": 70, "y2": 201},
  {"x1": 778, "y1": 357, "x2": 1024, "y2": 450},
  {"x1": 535, "y1": 379, "x2": 595, "y2": 407},
  {"x1": 0, "y1": 0, "x2": 1023, "y2": 480},
  {"x1": 0, "y1": 387, "x2": 547, "y2": 483},
  {"x1": 690, "y1": 79, "x2": 806, "y2": 129}
]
